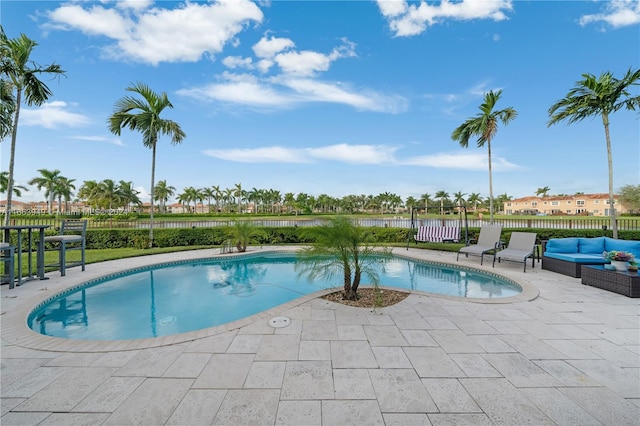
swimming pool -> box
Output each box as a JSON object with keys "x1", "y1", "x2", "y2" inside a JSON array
[{"x1": 28, "y1": 252, "x2": 522, "y2": 340}]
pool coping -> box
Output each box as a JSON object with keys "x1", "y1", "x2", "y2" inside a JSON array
[{"x1": 0, "y1": 246, "x2": 539, "y2": 353}]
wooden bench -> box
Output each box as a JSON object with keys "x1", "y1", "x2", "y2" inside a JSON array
[{"x1": 414, "y1": 226, "x2": 460, "y2": 243}]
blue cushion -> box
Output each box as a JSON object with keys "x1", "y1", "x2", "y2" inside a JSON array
[
  {"x1": 543, "y1": 252, "x2": 608, "y2": 263},
  {"x1": 545, "y1": 238, "x2": 579, "y2": 253},
  {"x1": 604, "y1": 238, "x2": 640, "y2": 259},
  {"x1": 578, "y1": 237, "x2": 605, "y2": 255}
]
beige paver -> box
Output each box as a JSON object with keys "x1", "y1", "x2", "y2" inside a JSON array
[{"x1": 2, "y1": 246, "x2": 639, "y2": 425}]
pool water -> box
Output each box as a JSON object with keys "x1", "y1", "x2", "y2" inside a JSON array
[{"x1": 28, "y1": 253, "x2": 521, "y2": 340}]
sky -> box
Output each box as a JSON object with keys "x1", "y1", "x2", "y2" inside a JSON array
[{"x1": 2, "y1": 0, "x2": 639, "y2": 206}]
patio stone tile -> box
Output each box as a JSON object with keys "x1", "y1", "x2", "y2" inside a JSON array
[
  {"x1": 363, "y1": 325, "x2": 408, "y2": 346},
  {"x1": 1, "y1": 398, "x2": 25, "y2": 416},
  {"x1": 302, "y1": 320, "x2": 338, "y2": 340},
  {"x1": 330, "y1": 340, "x2": 377, "y2": 369},
  {"x1": 311, "y1": 308, "x2": 335, "y2": 321},
  {"x1": 238, "y1": 319, "x2": 277, "y2": 335},
  {"x1": 440, "y1": 305, "x2": 472, "y2": 317},
  {"x1": 389, "y1": 311, "x2": 430, "y2": 329},
  {"x1": 298, "y1": 340, "x2": 331, "y2": 360},
  {"x1": 481, "y1": 353, "x2": 562, "y2": 388},
  {"x1": 423, "y1": 316, "x2": 458, "y2": 330},
  {"x1": 428, "y1": 329, "x2": 484, "y2": 353},
  {"x1": 371, "y1": 346, "x2": 413, "y2": 369},
  {"x1": 213, "y1": 389, "x2": 280, "y2": 426},
  {"x1": 165, "y1": 389, "x2": 226, "y2": 426},
  {"x1": 533, "y1": 360, "x2": 602, "y2": 387},
  {"x1": 281, "y1": 360, "x2": 334, "y2": 399},
  {"x1": 281, "y1": 305, "x2": 312, "y2": 320},
  {"x1": 542, "y1": 339, "x2": 600, "y2": 360},
  {"x1": 255, "y1": 334, "x2": 300, "y2": 361},
  {"x1": 427, "y1": 413, "x2": 493, "y2": 425},
  {"x1": 244, "y1": 361, "x2": 286, "y2": 388},
  {"x1": 404, "y1": 347, "x2": 465, "y2": 378},
  {"x1": 519, "y1": 387, "x2": 602, "y2": 426},
  {"x1": 576, "y1": 324, "x2": 638, "y2": 346},
  {"x1": 422, "y1": 378, "x2": 481, "y2": 412},
  {"x1": 274, "y1": 318, "x2": 303, "y2": 335},
  {"x1": 333, "y1": 368, "x2": 376, "y2": 399},
  {"x1": 275, "y1": 400, "x2": 321, "y2": 425},
  {"x1": 44, "y1": 352, "x2": 103, "y2": 367},
  {"x1": 449, "y1": 316, "x2": 499, "y2": 335},
  {"x1": 511, "y1": 320, "x2": 575, "y2": 340},
  {"x1": 413, "y1": 304, "x2": 452, "y2": 318},
  {"x1": 227, "y1": 334, "x2": 263, "y2": 353},
  {"x1": 567, "y1": 359, "x2": 640, "y2": 398},
  {"x1": 321, "y1": 400, "x2": 384, "y2": 425},
  {"x1": 184, "y1": 330, "x2": 237, "y2": 352},
  {"x1": 1, "y1": 358, "x2": 49, "y2": 388},
  {"x1": 193, "y1": 353, "x2": 254, "y2": 388},
  {"x1": 573, "y1": 338, "x2": 640, "y2": 367},
  {"x1": 497, "y1": 334, "x2": 568, "y2": 359},
  {"x1": 469, "y1": 335, "x2": 516, "y2": 354},
  {"x1": 366, "y1": 313, "x2": 395, "y2": 325},
  {"x1": 383, "y1": 413, "x2": 431, "y2": 425},
  {"x1": 559, "y1": 386, "x2": 640, "y2": 426},
  {"x1": 484, "y1": 320, "x2": 527, "y2": 335},
  {"x1": 38, "y1": 412, "x2": 110, "y2": 425},
  {"x1": 449, "y1": 354, "x2": 501, "y2": 378},
  {"x1": 16, "y1": 367, "x2": 114, "y2": 412},
  {"x1": 459, "y1": 378, "x2": 553, "y2": 425},
  {"x1": 337, "y1": 325, "x2": 366, "y2": 340},
  {"x1": 115, "y1": 345, "x2": 186, "y2": 377},
  {"x1": 103, "y1": 378, "x2": 192, "y2": 426},
  {"x1": 90, "y1": 350, "x2": 141, "y2": 367},
  {"x1": 368, "y1": 368, "x2": 436, "y2": 413},
  {"x1": 72, "y1": 376, "x2": 145, "y2": 412},
  {"x1": 401, "y1": 329, "x2": 438, "y2": 346},
  {"x1": 162, "y1": 352, "x2": 211, "y2": 378},
  {"x1": 1, "y1": 366, "x2": 69, "y2": 398},
  {"x1": 0, "y1": 412, "x2": 51, "y2": 425},
  {"x1": 0, "y1": 345, "x2": 59, "y2": 359}
]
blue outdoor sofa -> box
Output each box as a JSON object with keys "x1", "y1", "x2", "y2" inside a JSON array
[{"x1": 542, "y1": 236, "x2": 640, "y2": 278}]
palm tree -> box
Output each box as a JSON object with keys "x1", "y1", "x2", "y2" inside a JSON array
[
  {"x1": 108, "y1": 82, "x2": 185, "y2": 247},
  {"x1": 54, "y1": 176, "x2": 76, "y2": 213},
  {"x1": 296, "y1": 216, "x2": 391, "y2": 301},
  {"x1": 118, "y1": 180, "x2": 141, "y2": 212},
  {"x1": 78, "y1": 180, "x2": 101, "y2": 209},
  {"x1": 1, "y1": 27, "x2": 65, "y2": 225},
  {"x1": 0, "y1": 171, "x2": 27, "y2": 197},
  {"x1": 234, "y1": 182, "x2": 244, "y2": 214},
  {"x1": 154, "y1": 179, "x2": 175, "y2": 213},
  {"x1": 1, "y1": 78, "x2": 15, "y2": 141},
  {"x1": 420, "y1": 193, "x2": 431, "y2": 214},
  {"x1": 548, "y1": 68, "x2": 640, "y2": 239},
  {"x1": 467, "y1": 192, "x2": 483, "y2": 213},
  {"x1": 452, "y1": 90, "x2": 517, "y2": 223},
  {"x1": 228, "y1": 220, "x2": 263, "y2": 252},
  {"x1": 453, "y1": 191, "x2": 466, "y2": 217},
  {"x1": 211, "y1": 185, "x2": 222, "y2": 214},
  {"x1": 435, "y1": 190, "x2": 449, "y2": 215},
  {"x1": 28, "y1": 169, "x2": 62, "y2": 214},
  {"x1": 536, "y1": 186, "x2": 551, "y2": 198}
]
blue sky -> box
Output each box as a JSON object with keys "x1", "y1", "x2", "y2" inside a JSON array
[{"x1": 2, "y1": 0, "x2": 639, "y2": 205}]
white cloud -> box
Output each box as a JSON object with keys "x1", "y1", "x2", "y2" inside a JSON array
[
  {"x1": 579, "y1": 0, "x2": 640, "y2": 28},
  {"x1": 46, "y1": 0, "x2": 263, "y2": 65},
  {"x1": 222, "y1": 55, "x2": 254, "y2": 69},
  {"x1": 252, "y1": 35, "x2": 295, "y2": 58},
  {"x1": 202, "y1": 143, "x2": 521, "y2": 171},
  {"x1": 376, "y1": 0, "x2": 513, "y2": 37},
  {"x1": 20, "y1": 101, "x2": 91, "y2": 129},
  {"x1": 70, "y1": 135, "x2": 125, "y2": 146}
]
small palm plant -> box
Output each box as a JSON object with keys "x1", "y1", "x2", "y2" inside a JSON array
[
  {"x1": 295, "y1": 216, "x2": 391, "y2": 301},
  {"x1": 228, "y1": 220, "x2": 261, "y2": 252}
]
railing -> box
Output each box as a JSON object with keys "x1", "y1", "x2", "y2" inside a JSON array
[{"x1": 3, "y1": 217, "x2": 639, "y2": 231}]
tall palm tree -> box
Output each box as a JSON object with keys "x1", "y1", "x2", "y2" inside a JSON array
[
  {"x1": 234, "y1": 182, "x2": 244, "y2": 214},
  {"x1": 0, "y1": 79, "x2": 15, "y2": 141},
  {"x1": 153, "y1": 179, "x2": 175, "y2": 213},
  {"x1": 78, "y1": 180, "x2": 101, "y2": 209},
  {"x1": 108, "y1": 82, "x2": 185, "y2": 247},
  {"x1": 28, "y1": 168, "x2": 62, "y2": 214},
  {"x1": 1, "y1": 27, "x2": 65, "y2": 225},
  {"x1": 54, "y1": 176, "x2": 76, "y2": 213},
  {"x1": 420, "y1": 193, "x2": 431, "y2": 214},
  {"x1": 452, "y1": 90, "x2": 517, "y2": 223},
  {"x1": 453, "y1": 191, "x2": 466, "y2": 217},
  {"x1": 0, "y1": 171, "x2": 27, "y2": 197},
  {"x1": 548, "y1": 68, "x2": 640, "y2": 239},
  {"x1": 118, "y1": 180, "x2": 141, "y2": 212},
  {"x1": 536, "y1": 186, "x2": 551, "y2": 198},
  {"x1": 467, "y1": 192, "x2": 483, "y2": 213},
  {"x1": 211, "y1": 185, "x2": 222, "y2": 214},
  {"x1": 435, "y1": 190, "x2": 449, "y2": 215}
]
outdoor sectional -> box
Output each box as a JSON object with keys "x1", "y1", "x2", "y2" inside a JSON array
[{"x1": 542, "y1": 236, "x2": 640, "y2": 278}]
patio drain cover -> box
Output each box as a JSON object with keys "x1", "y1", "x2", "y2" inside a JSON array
[{"x1": 269, "y1": 316, "x2": 291, "y2": 328}]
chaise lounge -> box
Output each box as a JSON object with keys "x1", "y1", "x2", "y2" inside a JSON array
[{"x1": 456, "y1": 225, "x2": 503, "y2": 265}]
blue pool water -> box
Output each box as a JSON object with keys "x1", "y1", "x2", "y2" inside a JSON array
[{"x1": 28, "y1": 253, "x2": 521, "y2": 340}]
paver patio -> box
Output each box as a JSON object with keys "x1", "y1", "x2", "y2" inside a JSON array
[{"x1": 1, "y1": 247, "x2": 639, "y2": 425}]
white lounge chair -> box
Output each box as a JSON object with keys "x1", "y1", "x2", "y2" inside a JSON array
[
  {"x1": 494, "y1": 232, "x2": 538, "y2": 272},
  {"x1": 456, "y1": 225, "x2": 503, "y2": 265}
]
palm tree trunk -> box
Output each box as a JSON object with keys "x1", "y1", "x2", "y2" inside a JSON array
[
  {"x1": 602, "y1": 112, "x2": 618, "y2": 239},
  {"x1": 149, "y1": 141, "x2": 156, "y2": 248},
  {"x1": 487, "y1": 140, "x2": 494, "y2": 224},
  {"x1": 4, "y1": 88, "x2": 22, "y2": 228}
]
